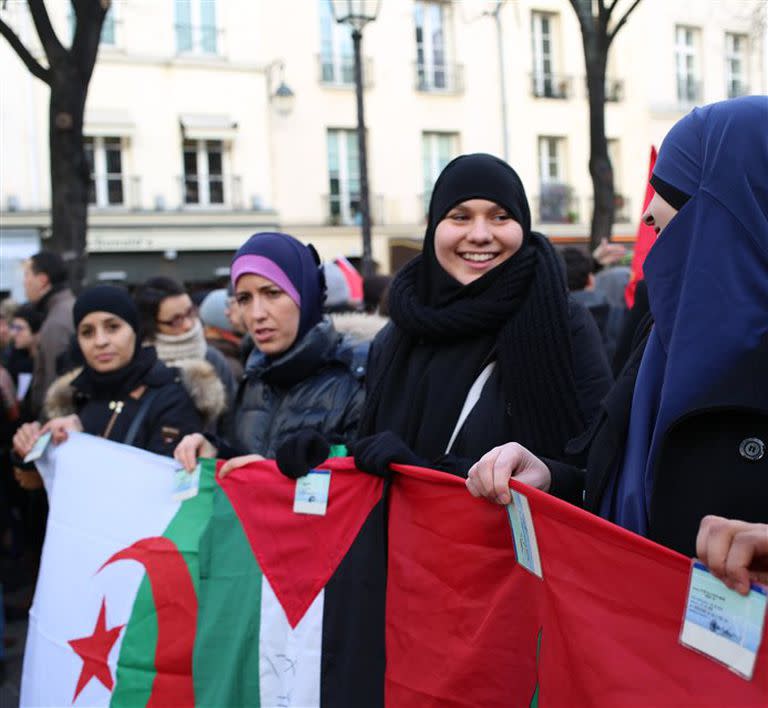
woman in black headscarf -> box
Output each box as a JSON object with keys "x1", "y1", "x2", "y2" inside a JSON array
[
  {"x1": 354, "y1": 153, "x2": 612, "y2": 476},
  {"x1": 12, "y1": 285, "x2": 221, "y2": 467}
]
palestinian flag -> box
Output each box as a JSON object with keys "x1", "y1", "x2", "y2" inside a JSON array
[
  {"x1": 21, "y1": 436, "x2": 386, "y2": 707},
  {"x1": 386, "y1": 464, "x2": 768, "y2": 707},
  {"x1": 21, "y1": 433, "x2": 214, "y2": 707},
  {"x1": 194, "y1": 456, "x2": 386, "y2": 707}
]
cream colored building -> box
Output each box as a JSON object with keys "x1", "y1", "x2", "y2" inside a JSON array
[{"x1": 1, "y1": 0, "x2": 765, "y2": 294}]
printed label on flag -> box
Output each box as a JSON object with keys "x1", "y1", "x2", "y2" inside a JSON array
[
  {"x1": 293, "y1": 469, "x2": 331, "y2": 516},
  {"x1": 24, "y1": 430, "x2": 52, "y2": 463},
  {"x1": 506, "y1": 489, "x2": 543, "y2": 579},
  {"x1": 680, "y1": 560, "x2": 767, "y2": 679},
  {"x1": 172, "y1": 463, "x2": 201, "y2": 502}
]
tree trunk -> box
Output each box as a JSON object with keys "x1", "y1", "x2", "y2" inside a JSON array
[
  {"x1": 585, "y1": 52, "x2": 615, "y2": 252},
  {"x1": 48, "y1": 61, "x2": 89, "y2": 292}
]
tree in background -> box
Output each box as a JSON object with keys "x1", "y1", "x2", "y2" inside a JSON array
[
  {"x1": 568, "y1": 0, "x2": 643, "y2": 251},
  {"x1": 0, "y1": 0, "x2": 109, "y2": 289}
]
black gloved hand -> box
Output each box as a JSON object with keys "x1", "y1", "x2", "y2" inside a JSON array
[
  {"x1": 276, "y1": 430, "x2": 331, "y2": 480},
  {"x1": 351, "y1": 431, "x2": 426, "y2": 478}
]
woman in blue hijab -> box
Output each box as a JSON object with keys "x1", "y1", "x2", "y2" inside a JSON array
[{"x1": 466, "y1": 95, "x2": 768, "y2": 556}]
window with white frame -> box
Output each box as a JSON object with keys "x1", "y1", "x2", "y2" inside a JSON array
[
  {"x1": 100, "y1": 5, "x2": 116, "y2": 45},
  {"x1": 675, "y1": 26, "x2": 700, "y2": 103},
  {"x1": 532, "y1": 12, "x2": 564, "y2": 98},
  {"x1": 539, "y1": 137, "x2": 564, "y2": 184},
  {"x1": 183, "y1": 140, "x2": 224, "y2": 206},
  {"x1": 422, "y1": 132, "x2": 457, "y2": 214},
  {"x1": 327, "y1": 130, "x2": 360, "y2": 226},
  {"x1": 538, "y1": 136, "x2": 574, "y2": 222},
  {"x1": 725, "y1": 33, "x2": 747, "y2": 98},
  {"x1": 84, "y1": 137, "x2": 124, "y2": 207},
  {"x1": 175, "y1": 0, "x2": 218, "y2": 55},
  {"x1": 414, "y1": 1, "x2": 449, "y2": 90},
  {"x1": 319, "y1": 0, "x2": 354, "y2": 84}
]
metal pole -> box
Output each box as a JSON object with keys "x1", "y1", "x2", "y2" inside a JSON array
[
  {"x1": 352, "y1": 28, "x2": 374, "y2": 277},
  {"x1": 494, "y1": 1, "x2": 509, "y2": 162}
]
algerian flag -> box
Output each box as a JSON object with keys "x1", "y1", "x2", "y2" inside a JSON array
[{"x1": 21, "y1": 433, "x2": 214, "y2": 707}]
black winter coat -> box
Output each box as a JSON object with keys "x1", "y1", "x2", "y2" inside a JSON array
[
  {"x1": 366, "y1": 300, "x2": 613, "y2": 475},
  {"x1": 46, "y1": 360, "x2": 209, "y2": 457},
  {"x1": 548, "y1": 322, "x2": 768, "y2": 557},
  {"x1": 227, "y1": 319, "x2": 366, "y2": 458}
]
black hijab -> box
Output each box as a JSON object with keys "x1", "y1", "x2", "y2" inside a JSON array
[
  {"x1": 359, "y1": 153, "x2": 584, "y2": 460},
  {"x1": 70, "y1": 285, "x2": 158, "y2": 400}
]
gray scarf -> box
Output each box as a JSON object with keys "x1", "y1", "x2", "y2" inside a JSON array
[{"x1": 153, "y1": 318, "x2": 207, "y2": 365}]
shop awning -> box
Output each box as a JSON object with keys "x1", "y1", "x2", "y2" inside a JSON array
[{"x1": 180, "y1": 113, "x2": 238, "y2": 141}]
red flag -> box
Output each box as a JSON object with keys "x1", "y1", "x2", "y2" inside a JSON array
[
  {"x1": 334, "y1": 256, "x2": 364, "y2": 304},
  {"x1": 625, "y1": 146, "x2": 658, "y2": 308},
  {"x1": 386, "y1": 464, "x2": 768, "y2": 707}
]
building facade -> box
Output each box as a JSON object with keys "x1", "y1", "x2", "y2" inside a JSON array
[{"x1": 1, "y1": 0, "x2": 765, "y2": 295}]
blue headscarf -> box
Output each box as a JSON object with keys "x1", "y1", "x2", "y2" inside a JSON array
[
  {"x1": 604, "y1": 96, "x2": 768, "y2": 533},
  {"x1": 231, "y1": 232, "x2": 326, "y2": 343}
]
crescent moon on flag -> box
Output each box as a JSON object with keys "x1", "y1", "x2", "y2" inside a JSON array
[{"x1": 101, "y1": 537, "x2": 197, "y2": 707}]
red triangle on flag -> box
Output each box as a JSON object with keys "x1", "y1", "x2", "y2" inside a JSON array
[{"x1": 217, "y1": 457, "x2": 383, "y2": 628}]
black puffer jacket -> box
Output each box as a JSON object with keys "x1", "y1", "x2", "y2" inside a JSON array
[
  {"x1": 45, "y1": 359, "x2": 225, "y2": 458},
  {"x1": 227, "y1": 318, "x2": 366, "y2": 458}
]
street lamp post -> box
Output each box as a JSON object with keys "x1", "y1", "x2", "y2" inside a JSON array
[{"x1": 330, "y1": 0, "x2": 380, "y2": 278}]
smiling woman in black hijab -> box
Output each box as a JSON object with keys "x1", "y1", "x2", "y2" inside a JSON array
[{"x1": 354, "y1": 153, "x2": 612, "y2": 476}]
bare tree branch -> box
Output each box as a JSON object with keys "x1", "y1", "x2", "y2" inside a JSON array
[
  {"x1": 28, "y1": 0, "x2": 66, "y2": 65},
  {"x1": 608, "y1": 0, "x2": 643, "y2": 45},
  {"x1": 0, "y1": 15, "x2": 51, "y2": 83},
  {"x1": 605, "y1": 0, "x2": 620, "y2": 23}
]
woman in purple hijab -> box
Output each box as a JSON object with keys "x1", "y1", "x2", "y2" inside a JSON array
[
  {"x1": 173, "y1": 232, "x2": 367, "y2": 472},
  {"x1": 467, "y1": 95, "x2": 768, "y2": 556}
]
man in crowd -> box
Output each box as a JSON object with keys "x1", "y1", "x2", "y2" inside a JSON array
[
  {"x1": 23, "y1": 252, "x2": 75, "y2": 419},
  {"x1": 562, "y1": 247, "x2": 624, "y2": 363}
]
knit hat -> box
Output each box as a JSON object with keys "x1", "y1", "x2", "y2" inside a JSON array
[
  {"x1": 231, "y1": 232, "x2": 326, "y2": 341},
  {"x1": 73, "y1": 285, "x2": 140, "y2": 333},
  {"x1": 199, "y1": 288, "x2": 232, "y2": 332}
]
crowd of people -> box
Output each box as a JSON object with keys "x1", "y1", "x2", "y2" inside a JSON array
[{"x1": 1, "y1": 95, "x2": 766, "y2": 685}]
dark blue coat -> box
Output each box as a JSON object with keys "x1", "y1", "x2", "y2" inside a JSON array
[{"x1": 548, "y1": 323, "x2": 768, "y2": 556}]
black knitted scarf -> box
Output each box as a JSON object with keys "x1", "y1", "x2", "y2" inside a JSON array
[{"x1": 360, "y1": 232, "x2": 584, "y2": 459}]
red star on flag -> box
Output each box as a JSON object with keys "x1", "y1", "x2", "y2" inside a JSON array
[{"x1": 68, "y1": 597, "x2": 125, "y2": 702}]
